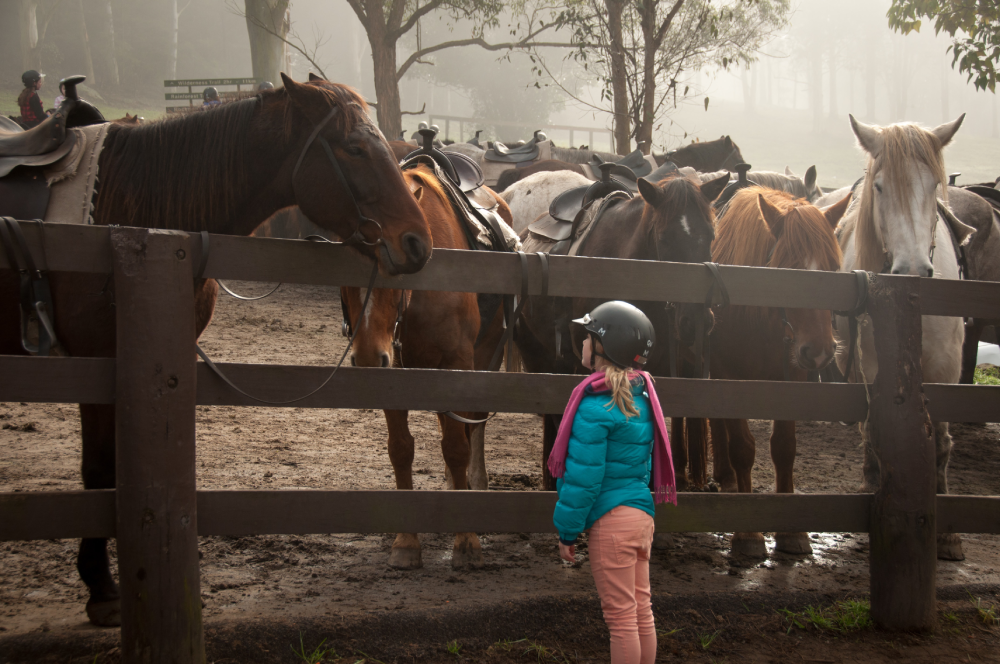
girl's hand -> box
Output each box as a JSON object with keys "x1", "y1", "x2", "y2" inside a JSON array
[{"x1": 559, "y1": 542, "x2": 576, "y2": 562}]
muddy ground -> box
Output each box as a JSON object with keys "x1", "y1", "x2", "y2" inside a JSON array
[{"x1": 2, "y1": 283, "x2": 999, "y2": 662}]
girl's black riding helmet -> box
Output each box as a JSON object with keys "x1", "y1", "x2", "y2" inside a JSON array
[{"x1": 573, "y1": 300, "x2": 655, "y2": 370}]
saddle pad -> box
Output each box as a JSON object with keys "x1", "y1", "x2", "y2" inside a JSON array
[
  {"x1": 522, "y1": 192, "x2": 630, "y2": 256},
  {"x1": 43, "y1": 122, "x2": 110, "y2": 225},
  {"x1": 480, "y1": 140, "x2": 552, "y2": 186}
]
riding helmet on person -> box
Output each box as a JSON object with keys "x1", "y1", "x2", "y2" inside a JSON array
[
  {"x1": 202, "y1": 86, "x2": 221, "y2": 108},
  {"x1": 21, "y1": 70, "x2": 43, "y2": 88},
  {"x1": 573, "y1": 300, "x2": 655, "y2": 370},
  {"x1": 257, "y1": 81, "x2": 274, "y2": 91}
]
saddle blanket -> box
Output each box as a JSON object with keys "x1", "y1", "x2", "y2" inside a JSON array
[
  {"x1": 44, "y1": 122, "x2": 109, "y2": 225},
  {"x1": 481, "y1": 140, "x2": 552, "y2": 187}
]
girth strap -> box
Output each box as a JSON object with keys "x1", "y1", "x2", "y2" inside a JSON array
[{"x1": 0, "y1": 217, "x2": 60, "y2": 355}]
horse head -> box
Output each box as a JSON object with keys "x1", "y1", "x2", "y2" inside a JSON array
[
  {"x1": 636, "y1": 172, "x2": 729, "y2": 345},
  {"x1": 784, "y1": 166, "x2": 821, "y2": 203},
  {"x1": 850, "y1": 113, "x2": 964, "y2": 277},
  {"x1": 716, "y1": 187, "x2": 849, "y2": 373},
  {"x1": 280, "y1": 73, "x2": 431, "y2": 275},
  {"x1": 658, "y1": 135, "x2": 743, "y2": 172}
]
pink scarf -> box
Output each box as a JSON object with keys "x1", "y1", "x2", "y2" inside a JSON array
[{"x1": 547, "y1": 371, "x2": 677, "y2": 505}]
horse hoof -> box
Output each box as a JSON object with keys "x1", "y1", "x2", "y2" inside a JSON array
[
  {"x1": 452, "y1": 542, "x2": 484, "y2": 570},
  {"x1": 388, "y1": 546, "x2": 423, "y2": 570},
  {"x1": 937, "y1": 533, "x2": 965, "y2": 561},
  {"x1": 653, "y1": 532, "x2": 675, "y2": 550},
  {"x1": 730, "y1": 532, "x2": 767, "y2": 558},
  {"x1": 775, "y1": 532, "x2": 813, "y2": 555},
  {"x1": 85, "y1": 598, "x2": 121, "y2": 627},
  {"x1": 468, "y1": 473, "x2": 489, "y2": 491}
]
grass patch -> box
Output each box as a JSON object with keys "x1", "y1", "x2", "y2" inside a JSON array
[
  {"x1": 699, "y1": 629, "x2": 721, "y2": 650},
  {"x1": 970, "y1": 594, "x2": 1000, "y2": 626},
  {"x1": 291, "y1": 632, "x2": 336, "y2": 664},
  {"x1": 974, "y1": 365, "x2": 1000, "y2": 385},
  {"x1": 779, "y1": 599, "x2": 872, "y2": 634},
  {"x1": 446, "y1": 639, "x2": 462, "y2": 656}
]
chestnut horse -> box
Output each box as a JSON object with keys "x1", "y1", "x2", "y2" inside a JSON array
[
  {"x1": 0, "y1": 74, "x2": 431, "y2": 626},
  {"x1": 341, "y1": 163, "x2": 509, "y2": 570},
  {"x1": 513, "y1": 172, "x2": 730, "y2": 489},
  {"x1": 705, "y1": 187, "x2": 849, "y2": 557}
]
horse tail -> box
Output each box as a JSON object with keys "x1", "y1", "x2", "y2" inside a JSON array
[{"x1": 503, "y1": 342, "x2": 522, "y2": 373}]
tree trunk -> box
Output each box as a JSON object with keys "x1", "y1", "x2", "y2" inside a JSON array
[
  {"x1": 635, "y1": 0, "x2": 659, "y2": 155},
  {"x1": 605, "y1": 0, "x2": 631, "y2": 154},
  {"x1": 97, "y1": 0, "x2": 119, "y2": 86},
  {"x1": 941, "y1": 58, "x2": 949, "y2": 124},
  {"x1": 370, "y1": 27, "x2": 402, "y2": 139},
  {"x1": 809, "y1": 51, "x2": 823, "y2": 130},
  {"x1": 170, "y1": 0, "x2": 179, "y2": 80},
  {"x1": 76, "y1": 0, "x2": 96, "y2": 85},
  {"x1": 741, "y1": 67, "x2": 755, "y2": 115},
  {"x1": 245, "y1": 0, "x2": 290, "y2": 84},
  {"x1": 19, "y1": 0, "x2": 41, "y2": 71},
  {"x1": 827, "y1": 42, "x2": 836, "y2": 120}
]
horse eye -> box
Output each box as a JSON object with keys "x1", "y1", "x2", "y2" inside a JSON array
[
  {"x1": 874, "y1": 183, "x2": 882, "y2": 194},
  {"x1": 345, "y1": 145, "x2": 364, "y2": 157}
]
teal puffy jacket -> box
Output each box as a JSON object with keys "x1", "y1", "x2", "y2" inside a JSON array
[{"x1": 553, "y1": 378, "x2": 655, "y2": 544}]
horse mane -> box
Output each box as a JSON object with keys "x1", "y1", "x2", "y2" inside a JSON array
[
  {"x1": 714, "y1": 187, "x2": 842, "y2": 324},
  {"x1": 849, "y1": 122, "x2": 948, "y2": 272},
  {"x1": 94, "y1": 82, "x2": 371, "y2": 232}
]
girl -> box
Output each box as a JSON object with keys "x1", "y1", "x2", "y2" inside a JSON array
[
  {"x1": 18, "y1": 70, "x2": 46, "y2": 129},
  {"x1": 549, "y1": 300, "x2": 676, "y2": 664}
]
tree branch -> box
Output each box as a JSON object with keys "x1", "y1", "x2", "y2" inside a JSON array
[
  {"x1": 654, "y1": 0, "x2": 686, "y2": 46},
  {"x1": 391, "y1": 0, "x2": 448, "y2": 41}
]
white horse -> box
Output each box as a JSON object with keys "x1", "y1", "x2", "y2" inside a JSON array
[
  {"x1": 500, "y1": 170, "x2": 592, "y2": 234},
  {"x1": 836, "y1": 113, "x2": 971, "y2": 560}
]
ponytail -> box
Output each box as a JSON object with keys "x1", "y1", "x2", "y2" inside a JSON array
[{"x1": 602, "y1": 364, "x2": 640, "y2": 419}]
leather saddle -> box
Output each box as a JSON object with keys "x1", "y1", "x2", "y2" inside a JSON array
[
  {"x1": 0, "y1": 75, "x2": 106, "y2": 178},
  {"x1": 591, "y1": 147, "x2": 653, "y2": 179},
  {"x1": 403, "y1": 128, "x2": 497, "y2": 212},
  {"x1": 713, "y1": 162, "x2": 755, "y2": 212},
  {"x1": 484, "y1": 130, "x2": 544, "y2": 163},
  {"x1": 530, "y1": 163, "x2": 634, "y2": 242}
]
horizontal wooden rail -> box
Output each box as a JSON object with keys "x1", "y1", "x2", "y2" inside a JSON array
[
  {"x1": 3, "y1": 490, "x2": 998, "y2": 541},
  {"x1": 4, "y1": 222, "x2": 1000, "y2": 317},
  {"x1": 3, "y1": 356, "x2": 998, "y2": 422}
]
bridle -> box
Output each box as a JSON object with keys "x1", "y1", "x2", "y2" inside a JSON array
[
  {"x1": 292, "y1": 104, "x2": 384, "y2": 248},
  {"x1": 865, "y1": 171, "x2": 940, "y2": 275}
]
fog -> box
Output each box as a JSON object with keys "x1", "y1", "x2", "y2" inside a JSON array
[{"x1": 3, "y1": 0, "x2": 995, "y2": 184}]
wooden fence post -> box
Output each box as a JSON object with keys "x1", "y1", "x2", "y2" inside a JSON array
[
  {"x1": 866, "y1": 274, "x2": 937, "y2": 630},
  {"x1": 112, "y1": 228, "x2": 205, "y2": 663}
]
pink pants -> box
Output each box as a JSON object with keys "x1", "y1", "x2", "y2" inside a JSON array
[{"x1": 588, "y1": 506, "x2": 656, "y2": 664}]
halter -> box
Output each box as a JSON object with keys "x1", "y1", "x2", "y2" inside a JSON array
[{"x1": 292, "y1": 104, "x2": 384, "y2": 248}]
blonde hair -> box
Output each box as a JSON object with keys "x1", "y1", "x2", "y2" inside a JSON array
[{"x1": 602, "y1": 364, "x2": 641, "y2": 419}]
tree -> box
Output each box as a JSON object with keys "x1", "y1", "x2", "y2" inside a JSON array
[
  {"x1": 537, "y1": 0, "x2": 789, "y2": 153},
  {"x1": 888, "y1": 0, "x2": 1000, "y2": 92},
  {"x1": 245, "y1": 0, "x2": 291, "y2": 84}
]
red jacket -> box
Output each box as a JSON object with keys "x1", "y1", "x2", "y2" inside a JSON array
[{"x1": 18, "y1": 88, "x2": 45, "y2": 128}]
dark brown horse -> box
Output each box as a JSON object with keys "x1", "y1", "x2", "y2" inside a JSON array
[
  {"x1": 341, "y1": 163, "x2": 508, "y2": 570},
  {"x1": 514, "y1": 172, "x2": 729, "y2": 489},
  {"x1": 661, "y1": 135, "x2": 744, "y2": 173},
  {"x1": 704, "y1": 187, "x2": 849, "y2": 557},
  {"x1": 0, "y1": 74, "x2": 431, "y2": 627}
]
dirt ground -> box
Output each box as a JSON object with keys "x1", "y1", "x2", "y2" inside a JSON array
[{"x1": 2, "y1": 283, "x2": 999, "y2": 663}]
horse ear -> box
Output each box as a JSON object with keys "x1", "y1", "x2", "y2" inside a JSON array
[
  {"x1": 412, "y1": 185, "x2": 423, "y2": 202},
  {"x1": 758, "y1": 193, "x2": 785, "y2": 239},
  {"x1": 784, "y1": 166, "x2": 794, "y2": 177},
  {"x1": 931, "y1": 113, "x2": 965, "y2": 147},
  {"x1": 804, "y1": 165, "x2": 817, "y2": 190},
  {"x1": 282, "y1": 73, "x2": 324, "y2": 115},
  {"x1": 822, "y1": 192, "x2": 851, "y2": 228},
  {"x1": 637, "y1": 178, "x2": 664, "y2": 207},
  {"x1": 724, "y1": 135, "x2": 733, "y2": 148},
  {"x1": 700, "y1": 173, "x2": 730, "y2": 203},
  {"x1": 308, "y1": 72, "x2": 323, "y2": 82},
  {"x1": 850, "y1": 114, "x2": 882, "y2": 156}
]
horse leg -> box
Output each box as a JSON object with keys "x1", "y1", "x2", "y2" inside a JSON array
[
  {"x1": 934, "y1": 421, "x2": 965, "y2": 560},
  {"x1": 467, "y1": 421, "x2": 489, "y2": 490},
  {"x1": 687, "y1": 418, "x2": 709, "y2": 489},
  {"x1": 542, "y1": 414, "x2": 559, "y2": 491},
  {"x1": 726, "y1": 419, "x2": 767, "y2": 558},
  {"x1": 385, "y1": 410, "x2": 423, "y2": 570},
  {"x1": 78, "y1": 404, "x2": 122, "y2": 626},
  {"x1": 709, "y1": 418, "x2": 737, "y2": 493},
  {"x1": 771, "y1": 420, "x2": 812, "y2": 555},
  {"x1": 670, "y1": 417, "x2": 690, "y2": 491},
  {"x1": 959, "y1": 318, "x2": 984, "y2": 385},
  {"x1": 437, "y1": 413, "x2": 484, "y2": 570}
]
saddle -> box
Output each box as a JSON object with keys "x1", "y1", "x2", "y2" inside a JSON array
[
  {"x1": 529, "y1": 163, "x2": 634, "y2": 243},
  {"x1": 713, "y1": 162, "x2": 756, "y2": 213},
  {"x1": 0, "y1": 76, "x2": 106, "y2": 178},
  {"x1": 590, "y1": 147, "x2": 653, "y2": 179},
  {"x1": 484, "y1": 130, "x2": 545, "y2": 163}
]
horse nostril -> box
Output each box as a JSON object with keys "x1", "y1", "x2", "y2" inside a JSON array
[
  {"x1": 925, "y1": 267, "x2": 934, "y2": 278},
  {"x1": 350, "y1": 356, "x2": 356, "y2": 367},
  {"x1": 380, "y1": 353, "x2": 391, "y2": 368},
  {"x1": 800, "y1": 346, "x2": 814, "y2": 363},
  {"x1": 401, "y1": 232, "x2": 429, "y2": 266}
]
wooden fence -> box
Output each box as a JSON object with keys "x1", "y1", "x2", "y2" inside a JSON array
[{"x1": 2, "y1": 221, "x2": 1000, "y2": 663}]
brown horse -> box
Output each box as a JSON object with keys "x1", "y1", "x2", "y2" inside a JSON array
[
  {"x1": 340, "y1": 163, "x2": 509, "y2": 570},
  {"x1": 704, "y1": 187, "x2": 849, "y2": 557},
  {"x1": 514, "y1": 172, "x2": 730, "y2": 489},
  {"x1": 661, "y1": 135, "x2": 744, "y2": 173},
  {"x1": 0, "y1": 74, "x2": 431, "y2": 626}
]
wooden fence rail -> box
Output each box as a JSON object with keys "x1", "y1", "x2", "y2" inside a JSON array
[{"x1": 3, "y1": 221, "x2": 1000, "y2": 658}]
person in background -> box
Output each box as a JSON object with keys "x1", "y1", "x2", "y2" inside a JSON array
[
  {"x1": 18, "y1": 70, "x2": 47, "y2": 129},
  {"x1": 257, "y1": 81, "x2": 274, "y2": 92},
  {"x1": 53, "y1": 81, "x2": 67, "y2": 109},
  {"x1": 550, "y1": 300, "x2": 676, "y2": 664},
  {"x1": 202, "y1": 87, "x2": 221, "y2": 109}
]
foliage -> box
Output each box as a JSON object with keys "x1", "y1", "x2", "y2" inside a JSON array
[
  {"x1": 529, "y1": 0, "x2": 789, "y2": 152},
  {"x1": 698, "y1": 629, "x2": 721, "y2": 650},
  {"x1": 445, "y1": 639, "x2": 462, "y2": 655},
  {"x1": 970, "y1": 593, "x2": 999, "y2": 625},
  {"x1": 974, "y1": 365, "x2": 1000, "y2": 385},
  {"x1": 291, "y1": 633, "x2": 336, "y2": 664},
  {"x1": 887, "y1": 0, "x2": 1000, "y2": 91},
  {"x1": 778, "y1": 599, "x2": 873, "y2": 634}
]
